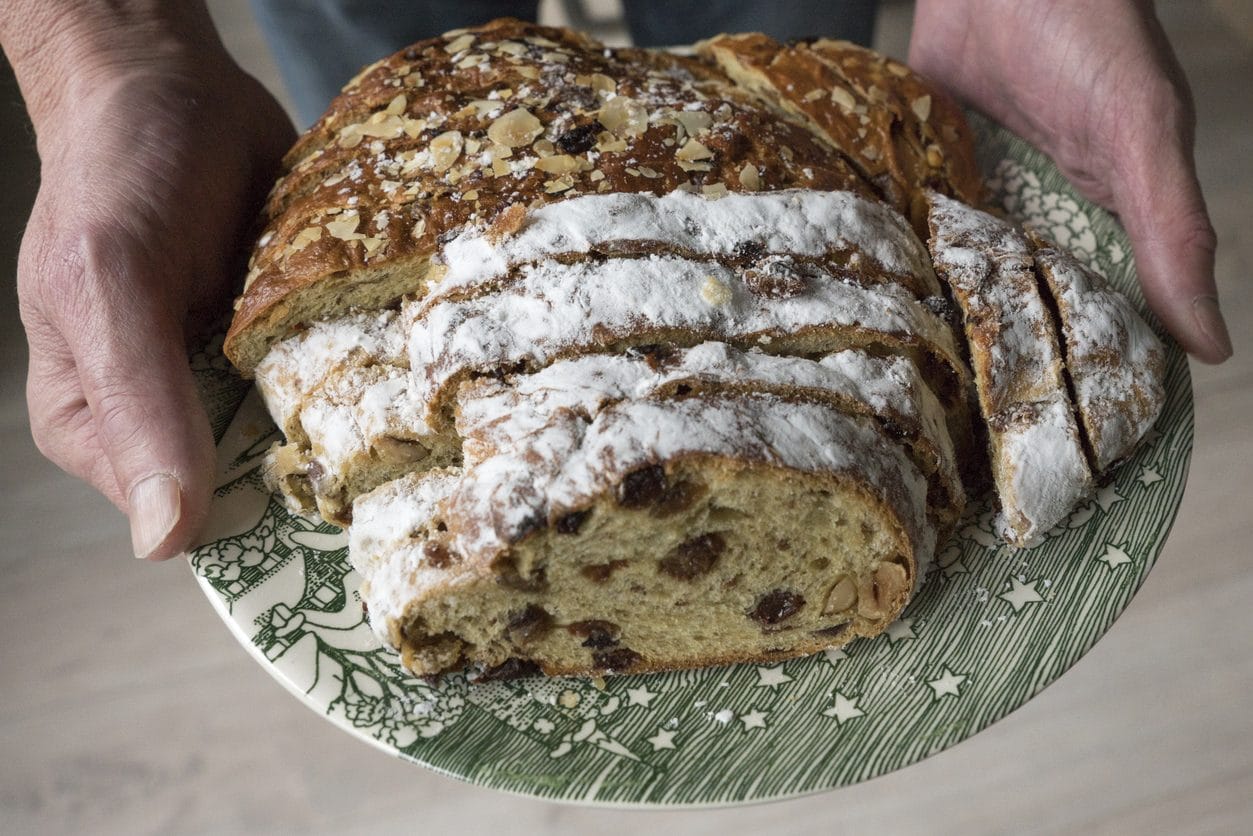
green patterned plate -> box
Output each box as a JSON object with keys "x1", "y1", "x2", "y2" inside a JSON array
[{"x1": 189, "y1": 115, "x2": 1192, "y2": 807}]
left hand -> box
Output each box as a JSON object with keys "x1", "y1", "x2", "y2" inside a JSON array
[{"x1": 909, "y1": 0, "x2": 1231, "y2": 363}]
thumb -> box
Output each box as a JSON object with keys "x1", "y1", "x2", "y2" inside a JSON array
[
  {"x1": 1113, "y1": 130, "x2": 1231, "y2": 364},
  {"x1": 70, "y1": 266, "x2": 217, "y2": 561}
]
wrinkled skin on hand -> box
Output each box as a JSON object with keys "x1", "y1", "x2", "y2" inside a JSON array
[
  {"x1": 17, "y1": 53, "x2": 293, "y2": 559},
  {"x1": 910, "y1": 0, "x2": 1231, "y2": 363}
]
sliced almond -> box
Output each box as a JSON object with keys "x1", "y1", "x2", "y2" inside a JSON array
[
  {"x1": 830, "y1": 87, "x2": 856, "y2": 110},
  {"x1": 675, "y1": 138, "x2": 714, "y2": 161},
  {"x1": 822, "y1": 575, "x2": 858, "y2": 616},
  {"x1": 738, "y1": 163, "x2": 762, "y2": 191},
  {"x1": 911, "y1": 94, "x2": 932, "y2": 123},
  {"x1": 444, "y1": 33, "x2": 475, "y2": 54},
  {"x1": 428, "y1": 130, "x2": 464, "y2": 172},
  {"x1": 597, "y1": 96, "x2": 649, "y2": 138},
  {"x1": 487, "y1": 107, "x2": 544, "y2": 147}
]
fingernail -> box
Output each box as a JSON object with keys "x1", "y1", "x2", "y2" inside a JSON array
[
  {"x1": 129, "y1": 473, "x2": 182, "y2": 560},
  {"x1": 1192, "y1": 295, "x2": 1233, "y2": 361}
]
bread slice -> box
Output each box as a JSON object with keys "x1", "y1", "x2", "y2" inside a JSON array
[
  {"x1": 408, "y1": 251, "x2": 969, "y2": 430},
  {"x1": 1030, "y1": 236, "x2": 1167, "y2": 471},
  {"x1": 457, "y1": 343, "x2": 964, "y2": 530},
  {"x1": 434, "y1": 189, "x2": 943, "y2": 304},
  {"x1": 924, "y1": 191, "x2": 1092, "y2": 545},
  {"x1": 253, "y1": 308, "x2": 406, "y2": 444},
  {"x1": 351, "y1": 392, "x2": 934, "y2": 679},
  {"x1": 224, "y1": 19, "x2": 876, "y2": 374},
  {"x1": 263, "y1": 338, "x2": 964, "y2": 531},
  {"x1": 695, "y1": 33, "x2": 983, "y2": 226}
]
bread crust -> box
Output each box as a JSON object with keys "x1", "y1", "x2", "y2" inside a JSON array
[
  {"x1": 695, "y1": 33, "x2": 983, "y2": 228},
  {"x1": 225, "y1": 19, "x2": 874, "y2": 373}
]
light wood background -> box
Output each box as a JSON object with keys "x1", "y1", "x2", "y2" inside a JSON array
[{"x1": 1, "y1": 2, "x2": 1249, "y2": 833}]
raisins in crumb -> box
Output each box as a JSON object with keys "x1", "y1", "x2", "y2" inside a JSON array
[
  {"x1": 472, "y1": 658, "x2": 541, "y2": 682},
  {"x1": 581, "y1": 560, "x2": 628, "y2": 583},
  {"x1": 568, "y1": 620, "x2": 620, "y2": 649},
  {"x1": 659, "y1": 533, "x2": 725, "y2": 580},
  {"x1": 592, "y1": 648, "x2": 640, "y2": 672},
  {"x1": 423, "y1": 540, "x2": 452, "y2": 568},
  {"x1": 618, "y1": 464, "x2": 666, "y2": 508},
  {"x1": 555, "y1": 509, "x2": 591, "y2": 535},
  {"x1": 507, "y1": 605, "x2": 553, "y2": 643},
  {"x1": 555, "y1": 122, "x2": 599, "y2": 154},
  {"x1": 750, "y1": 589, "x2": 806, "y2": 624}
]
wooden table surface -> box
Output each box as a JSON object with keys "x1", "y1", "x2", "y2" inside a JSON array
[{"x1": 1, "y1": 2, "x2": 1249, "y2": 833}]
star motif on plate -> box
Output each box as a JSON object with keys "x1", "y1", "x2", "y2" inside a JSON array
[
  {"x1": 754, "y1": 665, "x2": 793, "y2": 688},
  {"x1": 937, "y1": 544, "x2": 968, "y2": 578},
  {"x1": 1097, "y1": 542, "x2": 1133, "y2": 570},
  {"x1": 821, "y1": 691, "x2": 865, "y2": 725},
  {"x1": 646, "y1": 728, "x2": 677, "y2": 751},
  {"x1": 999, "y1": 578, "x2": 1044, "y2": 613},
  {"x1": 885, "y1": 618, "x2": 918, "y2": 644},
  {"x1": 1094, "y1": 484, "x2": 1126, "y2": 514},
  {"x1": 626, "y1": 686, "x2": 658, "y2": 708},
  {"x1": 1137, "y1": 467, "x2": 1163, "y2": 487},
  {"x1": 1141, "y1": 426, "x2": 1162, "y2": 446},
  {"x1": 823, "y1": 647, "x2": 848, "y2": 666},
  {"x1": 532, "y1": 718, "x2": 554, "y2": 735},
  {"x1": 927, "y1": 666, "x2": 968, "y2": 700},
  {"x1": 740, "y1": 709, "x2": 768, "y2": 730}
]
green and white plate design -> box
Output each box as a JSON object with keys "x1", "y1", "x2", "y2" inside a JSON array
[{"x1": 189, "y1": 115, "x2": 1192, "y2": 807}]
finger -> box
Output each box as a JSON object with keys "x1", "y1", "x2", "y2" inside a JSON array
[
  {"x1": 25, "y1": 339, "x2": 123, "y2": 505},
  {"x1": 1112, "y1": 99, "x2": 1231, "y2": 364},
  {"x1": 54, "y1": 240, "x2": 217, "y2": 561}
]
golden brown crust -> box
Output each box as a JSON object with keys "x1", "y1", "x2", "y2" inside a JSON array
[
  {"x1": 695, "y1": 33, "x2": 984, "y2": 228},
  {"x1": 225, "y1": 19, "x2": 876, "y2": 373}
]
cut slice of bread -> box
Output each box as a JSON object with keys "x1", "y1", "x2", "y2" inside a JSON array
[
  {"x1": 408, "y1": 251, "x2": 969, "y2": 430},
  {"x1": 1030, "y1": 236, "x2": 1167, "y2": 471},
  {"x1": 433, "y1": 189, "x2": 943, "y2": 304},
  {"x1": 253, "y1": 308, "x2": 406, "y2": 445},
  {"x1": 351, "y1": 392, "x2": 933, "y2": 679},
  {"x1": 456, "y1": 343, "x2": 964, "y2": 530},
  {"x1": 924, "y1": 191, "x2": 1092, "y2": 545}
]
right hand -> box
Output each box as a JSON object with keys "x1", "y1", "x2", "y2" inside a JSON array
[{"x1": 15, "y1": 23, "x2": 294, "y2": 559}]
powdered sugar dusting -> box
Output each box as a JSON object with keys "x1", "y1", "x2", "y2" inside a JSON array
[
  {"x1": 926, "y1": 191, "x2": 1092, "y2": 545},
  {"x1": 406, "y1": 253, "x2": 964, "y2": 424},
  {"x1": 454, "y1": 342, "x2": 960, "y2": 519},
  {"x1": 437, "y1": 189, "x2": 939, "y2": 298},
  {"x1": 1033, "y1": 245, "x2": 1165, "y2": 470},
  {"x1": 993, "y1": 400, "x2": 1092, "y2": 545},
  {"x1": 254, "y1": 309, "x2": 406, "y2": 439}
]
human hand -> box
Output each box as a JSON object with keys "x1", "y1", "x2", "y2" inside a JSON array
[
  {"x1": 909, "y1": 0, "x2": 1231, "y2": 363},
  {"x1": 8, "y1": 3, "x2": 294, "y2": 559}
]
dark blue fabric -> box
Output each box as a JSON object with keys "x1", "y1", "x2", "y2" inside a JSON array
[{"x1": 249, "y1": 0, "x2": 878, "y2": 126}]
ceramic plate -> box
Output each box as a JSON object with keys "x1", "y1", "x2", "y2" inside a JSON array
[{"x1": 188, "y1": 115, "x2": 1192, "y2": 807}]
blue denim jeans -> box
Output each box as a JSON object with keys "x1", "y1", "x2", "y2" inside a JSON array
[{"x1": 249, "y1": 0, "x2": 878, "y2": 126}]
